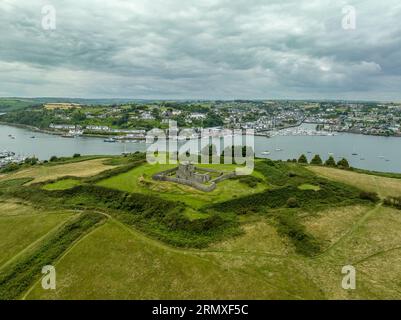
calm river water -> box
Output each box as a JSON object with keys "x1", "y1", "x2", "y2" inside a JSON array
[{"x1": 1, "y1": 124, "x2": 400, "y2": 173}]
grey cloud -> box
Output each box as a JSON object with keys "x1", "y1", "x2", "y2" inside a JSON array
[{"x1": 0, "y1": 0, "x2": 401, "y2": 100}]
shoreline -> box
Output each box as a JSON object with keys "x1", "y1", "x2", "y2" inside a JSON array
[{"x1": 0, "y1": 121, "x2": 400, "y2": 140}]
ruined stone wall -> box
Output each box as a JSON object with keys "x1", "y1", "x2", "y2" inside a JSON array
[
  {"x1": 153, "y1": 174, "x2": 216, "y2": 192},
  {"x1": 211, "y1": 172, "x2": 236, "y2": 183},
  {"x1": 194, "y1": 167, "x2": 221, "y2": 173},
  {"x1": 152, "y1": 166, "x2": 236, "y2": 192}
]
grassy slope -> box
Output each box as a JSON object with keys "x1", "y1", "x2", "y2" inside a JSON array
[
  {"x1": 0, "y1": 158, "x2": 115, "y2": 185},
  {"x1": 26, "y1": 203, "x2": 401, "y2": 300},
  {"x1": 25, "y1": 219, "x2": 319, "y2": 300},
  {"x1": 0, "y1": 98, "x2": 35, "y2": 112},
  {"x1": 0, "y1": 202, "x2": 74, "y2": 268},
  {"x1": 308, "y1": 166, "x2": 401, "y2": 198}
]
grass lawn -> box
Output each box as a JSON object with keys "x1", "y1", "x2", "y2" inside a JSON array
[
  {"x1": 0, "y1": 201, "x2": 74, "y2": 269},
  {"x1": 96, "y1": 162, "x2": 267, "y2": 208},
  {"x1": 42, "y1": 179, "x2": 82, "y2": 191},
  {"x1": 298, "y1": 184, "x2": 321, "y2": 191},
  {"x1": 0, "y1": 158, "x2": 116, "y2": 185},
  {"x1": 308, "y1": 166, "x2": 401, "y2": 198}
]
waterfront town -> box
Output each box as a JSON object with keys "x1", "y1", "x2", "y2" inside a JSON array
[
  {"x1": 11, "y1": 100, "x2": 401, "y2": 138},
  {"x1": 1, "y1": 99, "x2": 401, "y2": 168}
]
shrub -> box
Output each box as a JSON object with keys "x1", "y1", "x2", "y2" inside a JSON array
[
  {"x1": 384, "y1": 196, "x2": 401, "y2": 210},
  {"x1": 359, "y1": 191, "x2": 380, "y2": 203},
  {"x1": 287, "y1": 197, "x2": 299, "y2": 208},
  {"x1": 310, "y1": 155, "x2": 323, "y2": 165},
  {"x1": 337, "y1": 158, "x2": 350, "y2": 169},
  {"x1": 49, "y1": 156, "x2": 58, "y2": 162},
  {"x1": 0, "y1": 163, "x2": 20, "y2": 173},
  {"x1": 232, "y1": 176, "x2": 263, "y2": 188},
  {"x1": 73, "y1": 153, "x2": 81, "y2": 158},
  {"x1": 24, "y1": 157, "x2": 38, "y2": 165},
  {"x1": 325, "y1": 156, "x2": 336, "y2": 167},
  {"x1": 274, "y1": 212, "x2": 321, "y2": 256},
  {"x1": 298, "y1": 154, "x2": 308, "y2": 164}
]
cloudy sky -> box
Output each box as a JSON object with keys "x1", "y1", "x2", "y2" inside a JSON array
[{"x1": 1, "y1": 0, "x2": 400, "y2": 100}]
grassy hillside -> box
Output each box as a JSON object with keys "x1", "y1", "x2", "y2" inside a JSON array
[
  {"x1": 0, "y1": 155, "x2": 400, "y2": 299},
  {"x1": 0, "y1": 201, "x2": 74, "y2": 268},
  {"x1": 0, "y1": 98, "x2": 37, "y2": 112},
  {"x1": 25, "y1": 220, "x2": 314, "y2": 300},
  {"x1": 308, "y1": 166, "x2": 401, "y2": 198},
  {"x1": 0, "y1": 158, "x2": 116, "y2": 185}
]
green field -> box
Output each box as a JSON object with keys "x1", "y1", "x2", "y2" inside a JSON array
[
  {"x1": 0, "y1": 202, "x2": 74, "y2": 269},
  {"x1": 298, "y1": 184, "x2": 321, "y2": 191},
  {"x1": 0, "y1": 155, "x2": 401, "y2": 299},
  {"x1": 42, "y1": 179, "x2": 82, "y2": 191},
  {"x1": 96, "y1": 162, "x2": 267, "y2": 208},
  {"x1": 0, "y1": 98, "x2": 36, "y2": 112}
]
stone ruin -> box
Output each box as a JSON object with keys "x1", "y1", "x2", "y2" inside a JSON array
[
  {"x1": 176, "y1": 162, "x2": 211, "y2": 184},
  {"x1": 152, "y1": 161, "x2": 236, "y2": 192}
]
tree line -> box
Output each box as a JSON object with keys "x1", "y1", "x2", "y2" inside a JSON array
[{"x1": 291, "y1": 154, "x2": 350, "y2": 169}]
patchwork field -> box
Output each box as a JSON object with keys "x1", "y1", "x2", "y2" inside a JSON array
[{"x1": 0, "y1": 155, "x2": 400, "y2": 300}]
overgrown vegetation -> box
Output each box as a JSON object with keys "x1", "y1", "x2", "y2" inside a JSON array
[
  {"x1": 384, "y1": 196, "x2": 401, "y2": 210},
  {"x1": 273, "y1": 210, "x2": 321, "y2": 256},
  {"x1": 359, "y1": 191, "x2": 380, "y2": 203},
  {"x1": 230, "y1": 175, "x2": 263, "y2": 188}
]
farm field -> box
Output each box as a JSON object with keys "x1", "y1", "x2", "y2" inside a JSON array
[{"x1": 0, "y1": 155, "x2": 400, "y2": 300}]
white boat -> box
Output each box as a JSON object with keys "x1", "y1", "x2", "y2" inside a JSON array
[
  {"x1": 61, "y1": 132, "x2": 74, "y2": 138},
  {"x1": 69, "y1": 129, "x2": 83, "y2": 137},
  {"x1": 261, "y1": 151, "x2": 271, "y2": 155}
]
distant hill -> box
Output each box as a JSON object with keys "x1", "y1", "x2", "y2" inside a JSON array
[
  {"x1": 0, "y1": 98, "x2": 164, "y2": 112},
  {"x1": 0, "y1": 98, "x2": 39, "y2": 112}
]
